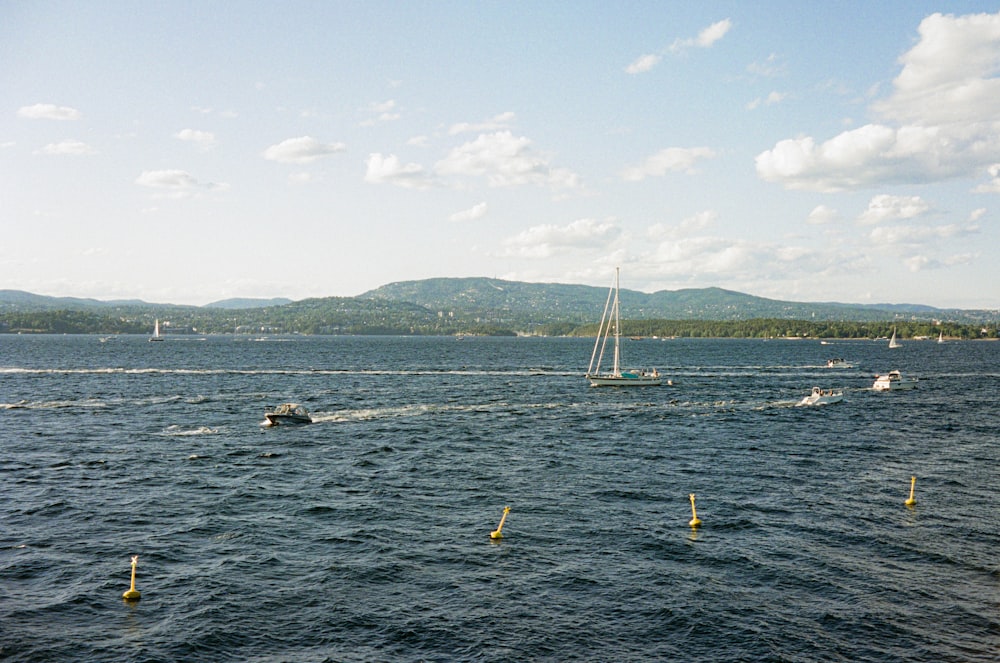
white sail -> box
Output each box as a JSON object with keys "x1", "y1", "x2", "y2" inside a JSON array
[{"x1": 149, "y1": 319, "x2": 164, "y2": 341}]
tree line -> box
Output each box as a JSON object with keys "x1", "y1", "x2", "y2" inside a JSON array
[{"x1": 1, "y1": 309, "x2": 995, "y2": 339}]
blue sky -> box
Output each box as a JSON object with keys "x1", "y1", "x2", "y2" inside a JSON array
[{"x1": 3, "y1": 2, "x2": 999, "y2": 308}]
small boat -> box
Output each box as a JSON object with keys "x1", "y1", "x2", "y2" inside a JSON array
[
  {"x1": 888, "y1": 327, "x2": 901, "y2": 348},
  {"x1": 149, "y1": 319, "x2": 164, "y2": 341},
  {"x1": 872, "y1": 370, "x2": 918, "y2": 391},
  {"x1": 796, "y1": 386, "x2": 844, "y2": 407},
  {"x1": 937, "y1": 331, "x2": 945, "y2": 344},
  {"x1": 825, "y1": 358, "x2": 852, "y2": 369},
  {"x1": 585, "y1": 267, "x2": 662, "y2": 387},
  {"x1": 263, "y1": 403, "x2": 312, "y2": 425}
]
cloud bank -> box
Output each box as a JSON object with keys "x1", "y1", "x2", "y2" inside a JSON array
[{"x1": 756, "y1": 11, "x2": 1000, "y2": 192}]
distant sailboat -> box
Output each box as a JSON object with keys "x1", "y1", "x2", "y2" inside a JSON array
[
  {"x1": 888, "y1": 327, "x2": 901, "y2": 348},
  {"x1": 585, "y1": 267, "x2": 662, "y2": 387},
  {"x1": 937, "y1": 331, "x2": 945, "y2": 344},
  {"x1": 149, "y1": 319, "x2": 164, "y2": 342}
]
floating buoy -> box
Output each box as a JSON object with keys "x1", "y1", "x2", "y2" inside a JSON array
[
  {"x1": 688, "y1": 493, "x2": 702, "y2": 528},
  {"x1": 905, "y1": 476, "x2": 917, "y2": 507},
  {"x1": 122, "y1": 555, "x2": 141, "y2": 601},
  {"x1": 490, "y1": 506, "x2": 511, "y2": 539}
]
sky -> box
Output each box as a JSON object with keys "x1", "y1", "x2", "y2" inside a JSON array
[{"x1": 3, "y1": 1, "x2": 1000, "y2": 309}]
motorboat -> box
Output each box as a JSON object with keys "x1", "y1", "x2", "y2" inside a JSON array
[
  {"x1": 585, "y1": 267, "x2": 662, "y2": 387},
  {"x1": 872, "y1": 370, "x2": 917, "y2": 391},
  {"x1": 796, "y1": 386, "x2": 844, "y2": 407},
  {"x1": 264, "y1": 403, "x2": 312, "y2": 425},
  {"x1": 825, "y1": 358, "x2": 852, "y2": 369}
]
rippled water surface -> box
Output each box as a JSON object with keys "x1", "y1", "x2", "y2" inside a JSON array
[{"x1": 2, "y1": 335, "x2": 998, "y2": 661}]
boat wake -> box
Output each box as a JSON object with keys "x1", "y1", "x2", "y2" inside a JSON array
[{"x1": 161, "y1": 425, "x2": 218, "y2": 436}]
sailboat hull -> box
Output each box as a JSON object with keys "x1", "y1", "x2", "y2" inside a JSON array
[{"x1": 587, "y1": 373, "x2": 662, "y2": 387}]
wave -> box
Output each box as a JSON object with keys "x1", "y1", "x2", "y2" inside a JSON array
[
  {"x1": 161, "y1": 425, "x2": 219, "y2": 436},
  {"x1": 1, "y1": 398, "x2": 108, "y2": 410}
]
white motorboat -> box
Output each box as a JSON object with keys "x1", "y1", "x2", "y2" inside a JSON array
[
  {"x1": 825, "y1": 358, "x2": 852, "y2": 369},
  {"x1": 796, "y1": 386, "x2": 844, "y2": 407},
  {"x1": 264, "y1": 403, "x2": 313, "y2": 425},
  {"x1": 585, "y1": 267, "x2": 662, "y2": 387},
  {"x1": 872, "y1": 370, "x2": 918, "y2": 391}
]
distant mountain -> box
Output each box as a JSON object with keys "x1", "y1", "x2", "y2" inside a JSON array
[
  {"x1": 1, "y1": 280, "x2": 995, "y2": 329},
  {"x1": 0, "y1": 289, "x2": 153, "y2": 311},
  {"x1": 360, "y1": 277, "x2": 989, "y2": 323},
  {"x1": 204, "y1": 297, "x2": 293, "y2": 309}
]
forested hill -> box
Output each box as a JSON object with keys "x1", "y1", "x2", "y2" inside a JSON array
[
  {"x1": 1, "y1": 280, "x2": 996, "y2": 336},
  {"x1": 360, "y1": 277, "x2": 987, "y2": 323}
]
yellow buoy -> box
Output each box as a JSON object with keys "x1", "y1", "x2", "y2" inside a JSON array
[
  {"x1": 122, "y1": 555, "x2": 141, "y2": 601},
  {"x1": 905, "y1": 476, "x2": 917, "y2": 507},
  {"x1": 688, "y1": 493, "x2": 702, "y2": 528},
  {"x1": 490, "y1": 506, "x2": 511, "y2": 539}
]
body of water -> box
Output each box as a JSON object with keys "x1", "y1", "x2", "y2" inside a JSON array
[{"x1": 2, "y1": 334, "x2": 997, "y2": 661}]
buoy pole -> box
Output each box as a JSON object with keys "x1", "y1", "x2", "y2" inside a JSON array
[
  {"x1": 490, "y1": 506, "x2": 511, "y2": 539},
  {"x1": 122, "y1": 555, "x2": 141, "y2": 601},
  {"x1": 688, "y1": 493, "x2": 702, "y2": 528},
  {"x1": 905, "y1": 476, "x2": 917, "y2": 507}
]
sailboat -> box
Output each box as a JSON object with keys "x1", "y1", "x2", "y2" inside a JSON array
[
  {"x1": 888, "y1": 327, "x2": 901, "y2": 348},
  {"x1": 937, "y1": 331, "x2": 945, "y2": 344},
  {"x1": 586, "y1": 268, "x2": 661, "y2": 387},
  {"x1": 149, "y1": 319, "x2": 164, "y2": 342}
]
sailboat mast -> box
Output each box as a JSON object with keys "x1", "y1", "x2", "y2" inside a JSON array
[{"x1": 612, "y1": 267, "x2": 621, "y2": 375}]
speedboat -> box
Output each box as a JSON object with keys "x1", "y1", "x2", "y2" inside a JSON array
[
  {"x1": 872, "y1": 370, "x2": 918, "y2": 391},
  {"x1": 264, "y1": 403, "x2": 312, "y2": 425},
  {"x1": 796, "y1": 386, "x2": 844, "y2": 407},
  {"x1": 825, "y1": 358, "x2": 852, "y2": 369}
]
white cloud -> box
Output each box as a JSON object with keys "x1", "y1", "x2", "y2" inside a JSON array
[
  {"x1": 625, "y1": 54, "x2": 661, "y2": 75},
  {"x1": 18, "y1": 103, "x2": 81, "y2": 120},
  {"x1": 857, "y1": 195, "x2": 930, "y2": 225},
  {"x1": 361, "y1": 99, "x2": 401, "y2": 126},
  {"x1": 746, "y1": 91, "x2": 787, "y2": 110},
  {"x1": 135, "y1": 169, "x2": 227, "y2": 197},
  {"x1": 435, "y1": 131, "x2": 580, "y2": 190},
  {"x1": 669, "y1": 19, "x2": 733, "y2": 54},
  {"x1": 747, "y1": 53, "x2": 786, "y2": 78},
  {"x1": 806, "y1": 205, "x2": 839, "y2": 225},
  {"x1": 136, "y1": 170, "x2": 199, "y2": 189},
  {"x1": 627, "y1": 19, "x2": 732, "y2": 75},
  {"x1": 622, "y1": 146, "x2": 716, "y2": 181},
  {"x1": 648, "y1": 210, "x2": 718, "y2": 240},
  {"x1": 974, "y1": 163, "x2": 1000, "y2": 192},
  {"x1": 449, "y1": 202, "x2": 488, "y2": 222},
  {"x1": 288, "y1": 171, "x2": 316, "y2": 184},
  {"x1": 870, "y1": 221, "x2": 978, "y2": 246},
  {"x1": 175, "y1": 129, "x2": 217, "y2": 148},
  {"x1": 364, "y1": 153, "x2": 436, "y2": 189},
  {"x1": 756, "y1": 11, "x2": 1000, "y2": 192},
  {"x1": 262, "y1": 136, "x2": 346, "y2": 163},
  {"x1": 500, "y1": 218, "x2": 622, "y2": 258},
  {"x1": 37, "y1": 139, "x2": 96, "y2": 156},
  {"x1": 874, "y1": 12, "x2": 1000, "y2": 125},
  {"x1": 449, "y1": 112, "x2": 516, "y2": 135}
]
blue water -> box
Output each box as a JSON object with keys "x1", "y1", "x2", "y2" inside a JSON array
[{"x1": 2, "y1": 335, "x2": 997, "y2": 661}]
